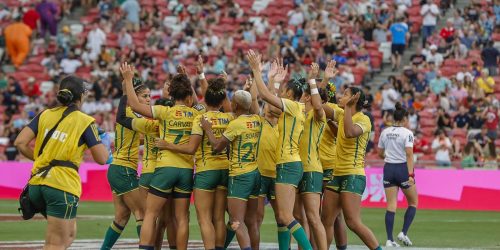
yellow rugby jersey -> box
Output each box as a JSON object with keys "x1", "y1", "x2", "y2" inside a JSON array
[
  {"x1": 320, "y1": 103, "x2": 343, "y2": 171},
  {"x1": 299, "y1": 110, "x2": 326, "y2": 173},
  {"x1": 153, "y1": 104, "x2": 204, "y2": 169},
  {"x1": 223, "y1": 114, "x2": 262, "y2": 176},
  {"x1": 257, "y1": 119, "x2": 278, "y2": 178},
  {"x1": 29, "y1": 107, "x2": 97, "y2": 197},
  {"x1": 113, "y1": 108, "x2": 156, "y2": 170},
  {"x1": 191, "y1": 111, "x2": 234, "y2": 172},
  {"x1": 277, "y1": 98, "x2": 305, "y2": 164},
  {"x1": 335, "y1": 109, "x2": 371, "y2": 176},
  {"x1": 132, "y1": 119, "x2": 160, "y2": 174}
]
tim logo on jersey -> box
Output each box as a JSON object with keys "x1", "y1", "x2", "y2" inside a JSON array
[
  {"x1": 175, "y1": 110, "x2": 194, "y2": 118},
  {"x1": 246, "y1": 121, "x2": 261, "y2": 129}
]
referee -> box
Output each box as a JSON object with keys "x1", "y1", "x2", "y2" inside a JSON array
[{"x1": 378, "y1": 103, "x2": 418, "y2": 247}]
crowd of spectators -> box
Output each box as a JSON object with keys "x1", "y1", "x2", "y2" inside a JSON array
[
  {"x1": 0, "y1": 0, "x2": 499, "y2": 169},
  {"x1": 372, "y1": 0, "x2": 500, "y2": 168}
]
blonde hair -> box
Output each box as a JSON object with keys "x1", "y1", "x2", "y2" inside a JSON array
[{"x1": 233, "y1": 90, "x2": 252, "y2": 110}]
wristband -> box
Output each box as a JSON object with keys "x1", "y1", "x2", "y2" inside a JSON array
[
  {"x1": 311, "y1": 88, "x2": 319, "y2": 95},
  {"x1": 409, "y1": 172, "x2": 415, "y2": 178},
  {"x1": 308, "y1": 79, "x2": 316, "y2": 85},
  {"x1": 198, "y1": 73, "x2": 205, "y2": 80},
  {"x1": 274, "y1": 83, "x2": 281, "y2": 90}
]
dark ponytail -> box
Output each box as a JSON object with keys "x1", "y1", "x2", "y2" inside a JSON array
[
  {"x1": 205, "y1": 78, "x2": 226, "y2": 107},
  {"x1": 393, "y1": 102, "x2": 408, "y2": 122},
  {"x1": 169, "y1": 74, "x2": 193, "y2": 101},
  {"x1": 57, "y1": 75, "x2": 86, "y2": 106},
  {"x1": 286, "y1": 77, "x2": 306, "y2": 101},
  {"x1": 133, "y1": 76, "x2": 148, "y2": 94}
]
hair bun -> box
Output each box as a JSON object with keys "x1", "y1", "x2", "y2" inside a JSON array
[{"x1": 57, "y1": 89, "x2": 74, "y2": 106}]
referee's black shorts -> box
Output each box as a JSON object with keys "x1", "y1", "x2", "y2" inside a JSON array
[
  {"x1": 383, "y1": 162, "x2": 412, "y2": 189},
  {"x1": 391, "y1": 44, "x2": 405, "y2": 55}
]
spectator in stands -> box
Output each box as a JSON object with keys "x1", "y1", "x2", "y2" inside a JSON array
[
  {"x1": 420, "y1": 0, "x2": 440, "y2": 46},
  {"x1": 410, "y1": 47, "x2": 427, "y2": 68},
  {"x1": 469, "y1": 80, "x2": 485, "y2": 102},
  {"x1": 481, "y1": 41, "x2": 500, "y2": 76},
  {"x1": 476, "y1": 69, "x2": 495, "y2": 95},
  {"x1": 450, "y1": 38, "x2": 468, "y2": 59},
  {"x1": 473, "y1": 126, "x2": 492, "y2": 158},
  {"x1": 381, "y1": 81, "x2": 399, "y2": 115},
  {"x1": 432, "y1": 129, "x2": 453, "y2": 167},
  {"x1": 57, "y1": 25, "x2": 78, "y2": 56},
  {"x1": 429, "y1": 71, "x2": 451, "y2": 95},
  {"x1": 390, "y1": 17, "x2": 409, "y2": 71},
  {"x1": 4, "y1": 17, "x2": 32, "y2": 68},
  {"x1": 456, "y1": 63, "x2": 473, "y2": 83},
  {"x1": 36, "y1": 0, "x2": 59, "y2": 38},
  {"x1": 412, "y1": 72, "x2": 429, "y2": 94},
  {"x1": 22, "y1": 4, "x2": 40, "y2": 32},
  {"x1": 469, "y1": 107, "x2": 485, "y2": 133},
  {"x1": 86, "y1": 23, "x2": 107, "y2": 61},
  {"x1": 24, "y1": 77, "x2": 41, "y2": 98},
  {"x1": 454, "y1": 105, "x2": 471, "y2": 129},
  {"x1": 60, "y1": 51, "x2": 82, "y2": 74},
  {"x1": 439, "y1": 19, "x2": 455, "y2": 43},
  {"x1": 121, "y1": 0, "x2": 141, "y2": 31},
  {"x1": 437, "y1": 107, "x2": 452, "y2": 131},
  {"x1": 99, "y1": 0, "x2": 113, "y2": 20},
  {"x1": 118, "y1": 27, "x2": 133, "y2": 49},
  {"x1": 483, "y1": 104, "x2": 499, "y2": 139},
  {"x1": 413, "y1": 131, "x2": 430, "y2": 161},
  {"x1": 461, "y1": 142, "x2": 476, "y2": 168},
  {"x1": 426, "y1": 45, "x2": 444, "y2": 67}
]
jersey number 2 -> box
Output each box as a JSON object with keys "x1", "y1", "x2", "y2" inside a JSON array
[{"x1": 241, "y1": 143, "x2": 255, "y2": 162}]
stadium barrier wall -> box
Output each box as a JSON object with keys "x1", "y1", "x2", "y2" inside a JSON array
[{"x1": 1, "y1": 162, "x2": 499, "y2": 211}]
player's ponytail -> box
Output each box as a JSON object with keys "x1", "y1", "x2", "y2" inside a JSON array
[
  {"x1": 286, "y1": 77, "x2": 306, "y2": 101},
  {"x1": 394, "y1": 102, "x2": 409, "y2": 122},
  {"x1": 205, "y1": 78, "x2": 226, "y2": 107},
  {"x1": 57, "y1": 75, "x2": 86, "y2": 106}
]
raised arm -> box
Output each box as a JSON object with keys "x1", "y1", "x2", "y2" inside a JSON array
[
  {"x1": 201, "y1": 116, "x2": 229, "y2": 153},
  {"x1": 247, "y1": 50, "x2": 283, "y2": 110},
  {"x1": 156, "y1": 135, "x2": 202, "y2": 155},
  {"x1": 308, "y1": 63, "x2": 325, "y2": 121},
  {"x1": 116, "y1": 95, "x2": 134, "y2": 130},
  {"x1": 120, "y1": 62, "x2": 153, "y2": 117},
  {"x1": 343, "y1": 92, "x2": 365, "y2": 138},
  {"x1": 244, "y1": 77, "x2": 260, "y2": 115},
  {"x1": 196, "y1": 55, "x2": 209, "y2": 96},
  {"x1": 319, "y1": 60, "x2": 338, "y2": 89}
]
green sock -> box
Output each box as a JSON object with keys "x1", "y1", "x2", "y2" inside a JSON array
[
  {"x1": 136, "y1": 219, "x2": 143, "y2": 237},
  {"x1": 374, "y1": 246, "x2": 383, "y2": 250},
  {"x1": 101, "y1": 221, "x2": 125, "y2": 250},
  {"x1": 277, "y1": 223, "x2": 290, "y2": 250},
  {"x1": 288, "y1": 220, "x2": 312, "y2": 250},
  {"x1": 224, "y1": 222, "x2": 236, "y2": 249}
]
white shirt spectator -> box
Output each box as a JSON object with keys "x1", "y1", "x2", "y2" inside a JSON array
[
  {"x1": 357, "y1": 0, "x2": 373, "y2": 15},
  {"x1": 378, "y1": 126, "x2": 414, "y2": 163},
  {"x1": 426, "y1": 52, "x2": 444, "y2": 67},
  {"x1": 95, "y1": 101, "x2": 112, "y2": 113},
  {"x1": 253, "y1": 18, "x2": 269, "y2": 35},
  {"x1": 409, "y1": 113, "x2": 419, "y2": 131},
  {"x1": 420, "y1": 2, "x2": 440, "y2": 26},
  {"x1": 118, "y1": 32, "x2": 133, "y2": 49},
  {"x1": 381, "y1": 87, "x2": 399, "y2": 111},
  {"x1": 0, "y1": 9, "x2": 10, "y2": 20},
  {"x1": 432, "y1": 137, "x2": 452, "y2": 163},
  {"x1": 82, "y1": 101, "x2": 97, "y2": 115},
  {"x1": 456, "y1": 71, "x2": 473, "y2": 82},
  {"x1": 86, "y1": 27, "x2": 106, "y2": 60},
  {"x1": 60, "y1": 58, "x2": 82, "y2": 74},
  {"x1": 341, "y1": 71, "x2": 354, "y2": 84},
  {"x1": 288, "y1": 9, "x2": 304, "y2": 26}
]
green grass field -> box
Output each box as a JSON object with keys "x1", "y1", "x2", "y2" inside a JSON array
[{"x1": 0, "y1": 200, "x2": 499, "y2": 248}]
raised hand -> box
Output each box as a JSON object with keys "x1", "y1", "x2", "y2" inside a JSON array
[
  {"x1": 308, "y1": 62, "x2": 320, "y2": 80},
  {"x1": 244, "y1": 77, "x2": 253, "y2": 91},
  {"x1": 219, "y1": 70, "x2": 228, "y2": 82},
  {"x1": 275, "y1": 58, "x2": 288, "y2": 83},
  {"x1": 119, "y1": 62, "x2": 135, "y2": 81},
  {"x1": 246, "y1": 50, "x2": 262, "y2": 72},
  {"x1": 324, "y1": 60, "x2": 338, "y2": 79},
  {"x1": 195, "y1": 55, "x2": 204, "y2": 74},
  {"x1": 346, "y1": 92, "x2": 360, "y2": 108},
  {"x1": 268, "y1": 59, "x2": 278, "y2": 81}
]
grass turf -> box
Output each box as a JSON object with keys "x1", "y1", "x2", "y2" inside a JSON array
[{"x1": 0, "y1": 200, "x2": 499, "y2": 248}]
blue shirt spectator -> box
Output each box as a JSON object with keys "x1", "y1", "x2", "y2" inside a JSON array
[
  {"x1": 429, "y1": 74, "x2": 451, "y2": 94},
  {"x1": 390, "y1": 22, "x2": 408, "y2": 45},
  {"x1": 121, "y1": 0, "x2": 141, "y2": 24}
]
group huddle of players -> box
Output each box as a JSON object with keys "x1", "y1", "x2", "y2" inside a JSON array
[{"x1": 101, "y1": 49, "x2": 382, "y2": 250}]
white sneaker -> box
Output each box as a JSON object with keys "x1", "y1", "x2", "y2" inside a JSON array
[
  {"x1": 397, "y1": 232, "x2": 413, "y2": 246},
  {"x1": 386, "y1": 240, "x2": 401, "y2": 247}
]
